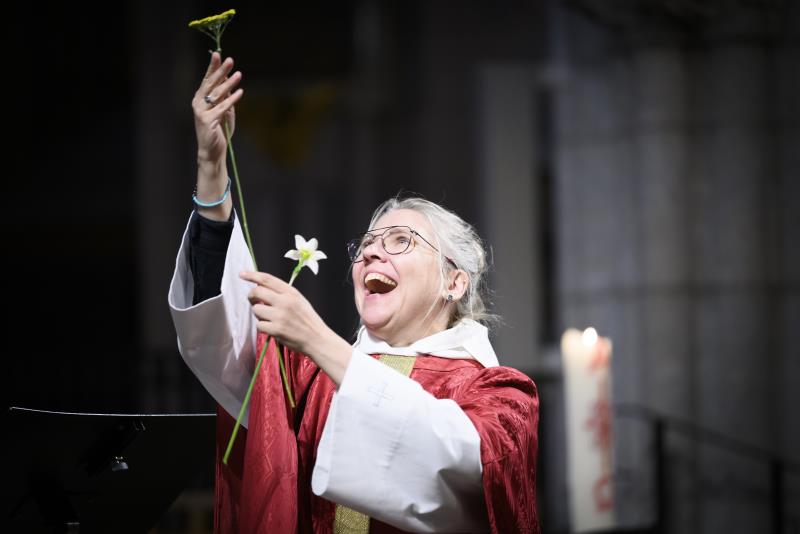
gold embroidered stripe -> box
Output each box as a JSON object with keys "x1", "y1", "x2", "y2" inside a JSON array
[
  {"x1": 332, "y1": 354, "x2": 417, "y2": 534},
  {"x1": 378, "y1": 354, "x2": 417, "y2": 377},
  {"x1": 333, "y1": 505, "x2": 370, "y2": 534}
]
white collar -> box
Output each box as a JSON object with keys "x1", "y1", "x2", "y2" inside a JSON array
[{"x1": 352, "y1": 318, "x2": 499, "y2": 368}]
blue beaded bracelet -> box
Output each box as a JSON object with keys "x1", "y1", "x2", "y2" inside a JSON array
[{"x1": 192, "y1": 178, "x2": 232, "y2": 208}]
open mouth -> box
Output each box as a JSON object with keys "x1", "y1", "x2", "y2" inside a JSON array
[{"x1": 364, "y1": 272, "x2": 398, "y2": 294}]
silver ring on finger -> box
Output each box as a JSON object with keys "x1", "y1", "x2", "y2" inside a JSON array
[{"x1": 204, "y1": 94, "x2": 216, "y2": 106}]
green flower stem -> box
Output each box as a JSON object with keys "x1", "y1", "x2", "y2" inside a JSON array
[
  {"x1": 288, "y1": 263, "x2": 303, "y2": 286},
  {"x1": 277, "y1": 342, "x2": 295, "y2": 409},
  {"x1": 203, "y1": 35, "x2": 296, "y2": 466},
  {"x1": 224, "y1": 122, "x2": 258, "y2": 270},
  {"x1": 222, "y1": 261, "x2": 304, "y2": 465},
  {"x1": 277, "y1": 266, "x2": 301, "y2": 411},
  {"x1": 215, "y1": 39, "x2": 256, "y2": 271},
  {"x1": 223, "y1": 337, "x2": 296, "y2": 465},
  {"x1": 220, "y1": 77, "x2": 298, "y2": 466},
  {"x1": 223, "y1": 340, "x2": 267, "y2": 465}
]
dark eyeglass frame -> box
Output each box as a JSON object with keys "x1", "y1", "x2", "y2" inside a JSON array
[{"x1": 347, "y1": 225, "x2": 457, "y2": 268}]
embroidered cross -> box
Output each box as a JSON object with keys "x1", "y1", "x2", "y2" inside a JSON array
[{"x1": 367, "y1": 381, "x2": 393, "y2": 407}]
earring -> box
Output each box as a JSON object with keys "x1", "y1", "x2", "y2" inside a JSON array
[{"x1": 447, "y1": 294, "x2": 453, "y2": 302}]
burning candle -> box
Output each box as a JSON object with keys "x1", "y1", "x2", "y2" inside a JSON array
[{"x1": 561, "y1": 327, "x2": 616, "y2": 531}]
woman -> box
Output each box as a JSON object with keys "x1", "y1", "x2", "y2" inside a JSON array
[{"x1": 169, "y1": 52, "x2": 540, "y2": 533}]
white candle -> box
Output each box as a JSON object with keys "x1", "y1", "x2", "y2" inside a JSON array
[{"x1": 561, "y1": 327, "x2": 616, "y2": 532}]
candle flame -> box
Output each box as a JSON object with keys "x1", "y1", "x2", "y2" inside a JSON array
[{"x1": 582, "y1": 327, "x2": 598, "y2": 346}]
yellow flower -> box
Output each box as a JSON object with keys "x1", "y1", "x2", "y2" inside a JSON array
[
  {"x1": 188, "y1": 9, "x2": 236, "y2": 28},
  {"x1": 188, "y1": 9, "x2": 236, "y2": 52}
]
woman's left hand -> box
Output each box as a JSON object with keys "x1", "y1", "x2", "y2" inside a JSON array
[
  {"x1": 239, "y1": 270, "x2": 325, "y2": 354},
  {"x1": 239, "y1": 270, "x2": 353, "y2": 386}
]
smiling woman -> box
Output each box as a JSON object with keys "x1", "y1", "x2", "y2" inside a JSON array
[
  {"x1": 355, "y1": 197, "x2": 498, "y2": 334},
  {"x1": 350, "y1": 206, "x2": 468, "y2": 349},
  {"x1": 168, "y1": 51, "x2": 540, "y2": 534}
]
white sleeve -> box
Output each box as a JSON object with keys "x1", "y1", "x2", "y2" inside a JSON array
[
  {"x1": 311, "y1": 350, "x2": 490, "y2": 533},
  {"x1": 167, "y1": 210, "x2": 258, "y2": 426}
]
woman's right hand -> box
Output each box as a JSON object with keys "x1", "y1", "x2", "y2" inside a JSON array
[{"x1": 193, "y1": 52, "x2": 243, "y2": 164}]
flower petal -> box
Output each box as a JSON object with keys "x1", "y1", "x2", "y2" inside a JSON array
[
  {"x1": 306, "y1": 238, "x2": 318, "y2": 252},
  {"x1": 305, "y1": 259, "x2": 319, "y2": 275},
  {"x1": 285, "y1": 250, "x2": 301, "y2": 260},
  {"x1": 312, "y1": 250, "x2": 327, "y2": 261},
  {"x1": 295, "y1": 235, "x2": 307, "y2": 250}
]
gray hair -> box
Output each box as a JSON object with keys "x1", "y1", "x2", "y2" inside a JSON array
[{"x1": 365, "y1": 196, "x2": 498, "y2": 328}]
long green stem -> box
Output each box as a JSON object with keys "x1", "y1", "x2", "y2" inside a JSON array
[
  {"x1": 279, "y1": 268, "x2": 302, "y2": 409},
  {"x1": 224, "y1": 119, "x2": 294, "y2": 404},
  {"x1": 214, "y1": 42, "x2": 295, "y2": 466},
  {"x1": 277, "y1": 342, "x2": 296, "y2": 408},
  {"x1": 224, "y1": 122, "x2": 257, "y2": 270},
  {"x1": 223, "y1": 340, "x2": 267, "y2": 465},
  {"x1": 222, "y1": 337, "x2": 296, "y2": 465}
]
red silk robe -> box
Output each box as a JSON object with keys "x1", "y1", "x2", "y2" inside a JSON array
[{"x1": 214, "y1": 334, "x2": 540, "y2": 533}]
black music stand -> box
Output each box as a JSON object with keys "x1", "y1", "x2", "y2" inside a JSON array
[{"x1": 2, "y1": 406, "x2": 216, "y2": 533}]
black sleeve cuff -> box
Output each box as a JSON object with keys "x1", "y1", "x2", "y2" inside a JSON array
[{"x1": 188, "y1": 209, "x2": 235, "y2": 305}]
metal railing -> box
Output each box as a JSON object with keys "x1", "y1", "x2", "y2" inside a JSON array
[{"x1": 616, "y1": 403, "x2": 800, "y2": 534}]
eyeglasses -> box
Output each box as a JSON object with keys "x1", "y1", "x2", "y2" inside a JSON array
[{"x1": 347, "y1": 225, "x2": 455, "y2": 267}]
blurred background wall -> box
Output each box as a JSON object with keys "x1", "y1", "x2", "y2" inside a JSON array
[{"x1": 7, "y1": 1, "x2": 798, "y2": 532}]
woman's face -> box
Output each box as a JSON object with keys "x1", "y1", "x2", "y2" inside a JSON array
[{"x1": 352, "y1": 209, "x2": 447, "y2": 346}]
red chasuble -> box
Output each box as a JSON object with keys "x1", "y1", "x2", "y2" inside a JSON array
[{"x1": 214, "y1": 333, "x2": 540, "y2": 533}]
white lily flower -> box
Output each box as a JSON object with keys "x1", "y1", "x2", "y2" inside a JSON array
[{"x1": 285, "y1": 234, "x2": 327, "y2": 282}]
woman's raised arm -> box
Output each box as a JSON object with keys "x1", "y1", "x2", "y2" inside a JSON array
[{"x1": 191, "y1": 51, "x2": 243, "y2": 222}]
